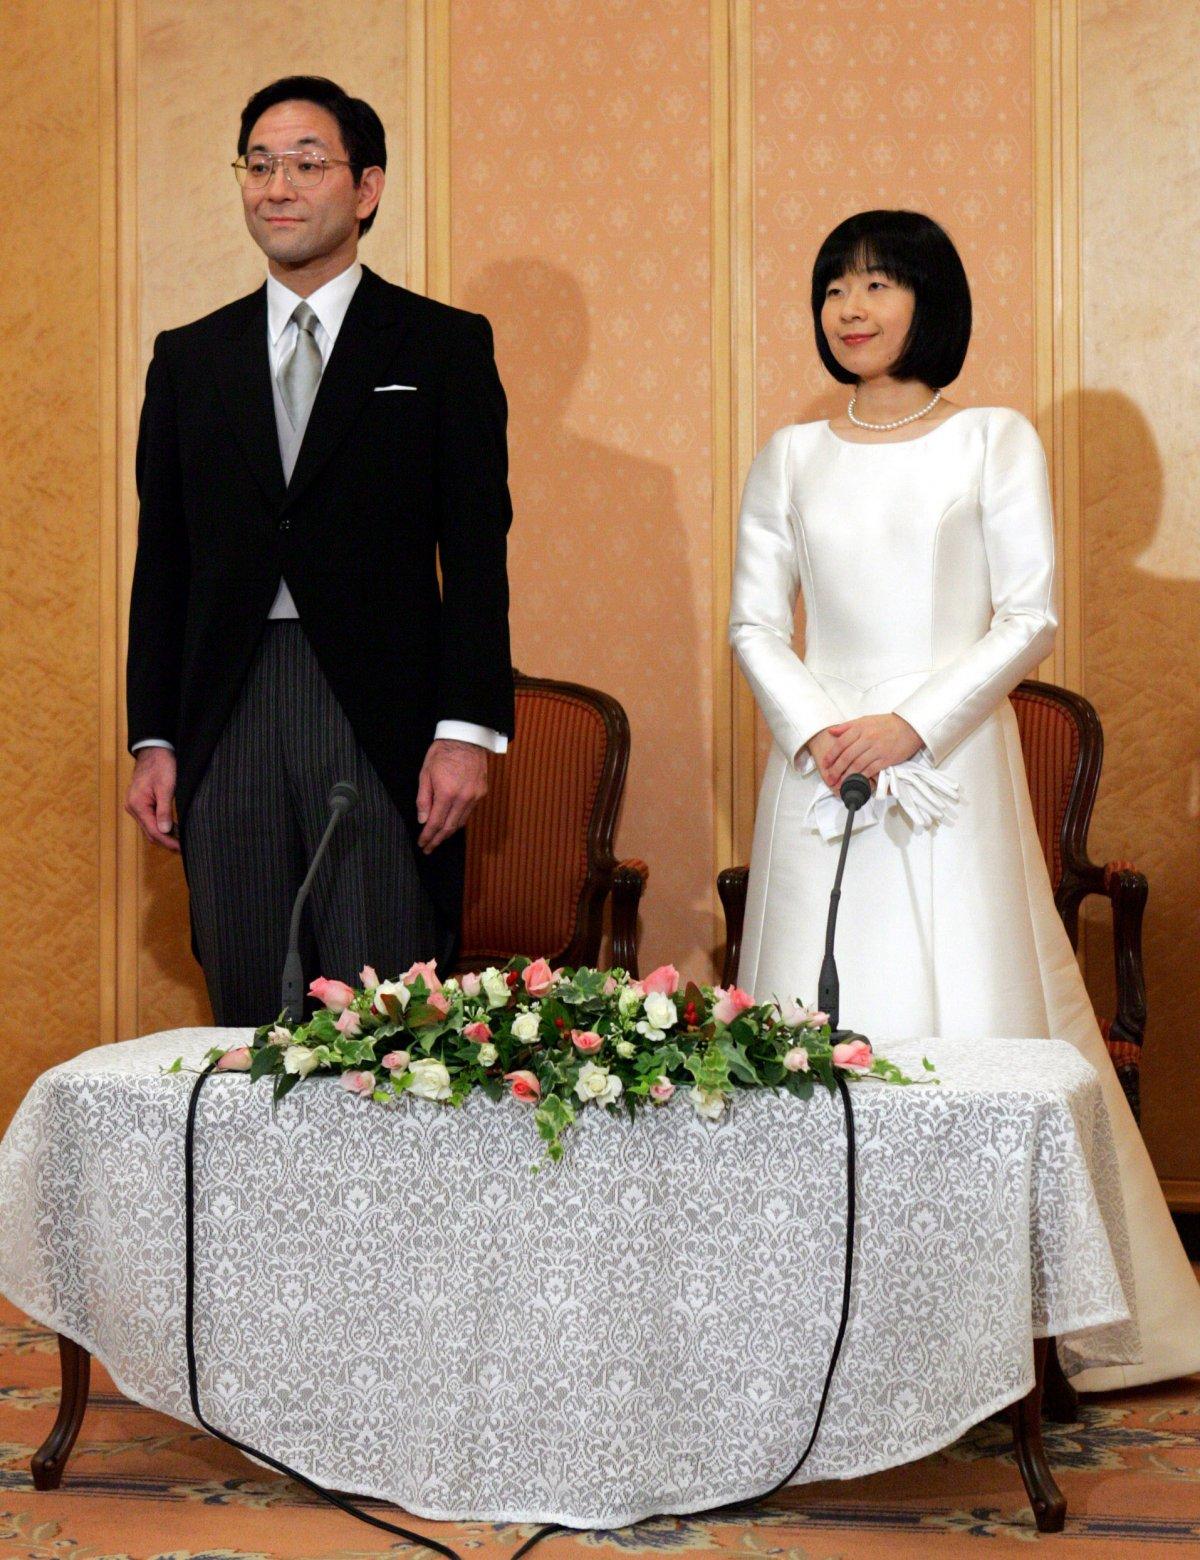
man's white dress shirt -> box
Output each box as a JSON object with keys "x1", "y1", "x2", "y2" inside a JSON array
[{"x1": 133, "y1": 260, "x2": 506, "y2": 756}]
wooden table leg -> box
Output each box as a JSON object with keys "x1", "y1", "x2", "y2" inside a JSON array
[
  {"x1": 31, "y1": 1333, "x2": 92, "y2": 1490},
  {"x1": 1041, "y1": 1336, "x2": 1081, "y2": 1423},
  {"x1": 1008, "y1": 1335, "x2": 1066, "y2": 1532}
]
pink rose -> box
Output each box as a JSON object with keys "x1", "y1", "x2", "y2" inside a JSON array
[
  {"x1": 334, "y1": 1008, "x2": 362, "y2": 1038},
  {"x1": 308, "y1": 977, "x2": 355, "y2": 1013},
  {"x1": 461, "y1": 971, "x2": 483, "y2": 998},
  {"x1": 340, "y1": 1069, "x2": 376, "y2": 1097},
  {"x1": 783, "y1": 1046, "x2": 810, "y2": 1073},
  {"x1": 427, "y1": 991, "x2": 450, "y2": 1018},
  {"x1": 648, "y1": 1076, "x2": 675, "y2": 1104},
  {"x1": 832, "y1": 1039, "x2": 873, "y2": 1074},
  {"x1": 572, "y1": 1030, "x2": 603, "y2": 1054},
  {"x1": 522, "y1": 958, "x2": 554, "y2": 998},
  {"x1": 358, "y1": 964, "x2": 380, "y2": 989},
  {"x1": 505, "y1": 1069, "x2": 541, "y2": 1103},
  {"x1": 215, "y1": 1045, "x2": 252, "y2": 1072},
  {"x1": 602, "y1": 974, "x2": 619, "y2": 996},
  {"x1": 401, "y1": 959, "x2": 442, "y2": 994},
  {"x1": 712, "y1": 986, "x2": 755, "y2": 1025},
  {"x1": 381, "y1": 1050, "x2": 410, "y2": 1072},
  {"x1": 464, "y1": 1021, "x2": 493, "y2": 1043},
  {"x1": 642, "y1": 964, "x2": 681, "y2": 996}
]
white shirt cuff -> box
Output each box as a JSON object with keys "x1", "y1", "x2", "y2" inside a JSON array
[
  {"x1": 131, "y1": 739, "x2": 175, "y2": 753},
  {"x1": 434, "y1": 721, "x2": 508, "y2": 753}
]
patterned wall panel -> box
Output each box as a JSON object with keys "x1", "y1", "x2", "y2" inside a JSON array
[
  {"x1": 754, "y1": 0, "x2": 1036, "y2": 439},
  {"x1": 1079, "y1": 0, "x2": 1200, "y2": 1182},
  {"x1": 449, "y1": 0, "x2": 717, "y2": 978},
  {"x1": 0, "y1": 3, "x2": 105, "y2": 1132},
  {"x1": 131, "y1": 2, "x2": 411, "y2": 1034}
]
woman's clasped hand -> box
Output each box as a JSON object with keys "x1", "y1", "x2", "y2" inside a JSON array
[{"x1": 808, "y1": 714, "x2": 924, "y2": 791}]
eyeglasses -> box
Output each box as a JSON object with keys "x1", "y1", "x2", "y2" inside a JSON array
[{"x1": 232, "y1": 151, "x2": 353, "y2": 189}]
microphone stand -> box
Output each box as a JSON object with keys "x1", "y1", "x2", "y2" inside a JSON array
[
  {"x1": 280, "y1": 781, "x2": 359, "y2": 1023},
  {"x1": 817, "y1": 772, "x2": 872, "y2": 1044}
]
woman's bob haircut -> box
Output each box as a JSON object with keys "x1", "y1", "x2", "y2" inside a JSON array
[{"x1": 812, "y1": 210, "x2": 972, "y2": 388}]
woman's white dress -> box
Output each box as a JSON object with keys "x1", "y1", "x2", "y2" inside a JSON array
[{"x1": 730, "y1": 406, "x2": 1200, "y2": 1389}]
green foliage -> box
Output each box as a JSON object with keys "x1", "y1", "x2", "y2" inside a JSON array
[{"x1": 165, "y1": 959, "x2": 929, "y2": 1164}]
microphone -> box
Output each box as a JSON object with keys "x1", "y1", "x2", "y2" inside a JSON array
[
  {"x1": 280, "y1": 781, "x2": 359, "y2": 1023},
  {"x1": 816, "y1": 772, "x2": 872, "y2": 1044}
]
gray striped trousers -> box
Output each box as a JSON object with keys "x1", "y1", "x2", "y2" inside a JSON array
[{"x1": 180, "y1": 622, "x2": 439, "y2": 1026}]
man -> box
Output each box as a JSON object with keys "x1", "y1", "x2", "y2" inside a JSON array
[{"x1": 125, "y1": 76, "x2": 513, "y2": 1024}]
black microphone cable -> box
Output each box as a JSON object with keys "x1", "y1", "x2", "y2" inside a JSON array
[{"x1": 184, "y1": 1065, "x2": 856, "y2": 1560}]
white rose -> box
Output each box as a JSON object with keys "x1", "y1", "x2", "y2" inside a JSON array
[
  {"x1": 617, "y1": 985, "x2": 642, "y2": 1018},
  {"x1": 643, "y1": 990, "x2": 677, "y2": 1031},
  {"x1": 481, "y1": 967, "x2": 511, "y2": 1008},
  {"x1": 372, "y1": 979, "x2": 410, "y2": 1015},
  {"x1": 477, "y1": 1042, "x2": 498, "y2": 1066},
  {"x1": 574, "y1": 1061, "x2": 623, "y2": 1108},
  {"x1": 268, "y1": 1025, "x2": 292, "y2": 1046},
  {"x1": 512, "y1": 1010, "x2": 541, "y2": 1043},
  {"x1": 283, "y1": 1045, "x2": 319, "y2": 1078},
  {"x1": 407, "y1": 1058, "x2": 453, "y2": 1101},
  {"x1": 635, "y1": 1019, "x2": 665, "y2": 1043},
  {"x1": 689, "y1": 1086, "x2": 727, "y2": 1121},
  {"x1": 615, "y1": 1039, "x2": 636, "y2": 1059}
]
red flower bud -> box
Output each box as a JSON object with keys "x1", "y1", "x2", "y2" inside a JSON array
[
  {"x1": 505, "y1": 969, "x2": 520, "y2": 988},
  {"x1": 554, "y1": 1016, "x2": 566, "y2": 1029}
]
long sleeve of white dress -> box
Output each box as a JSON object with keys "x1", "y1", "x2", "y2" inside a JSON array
[
  {"x1": 892, "y1": 409, "x2": 1058, "y2": 764},
  {"x1": 728, "y1": 427, "x2": 845, "y2": 762}
]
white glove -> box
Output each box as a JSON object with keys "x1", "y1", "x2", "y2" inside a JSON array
[{"x1": 799, "y1": 750, "x2": 958, "y2": 840}]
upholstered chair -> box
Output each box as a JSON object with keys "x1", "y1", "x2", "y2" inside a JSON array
[{"x1": 456, "y1": 672, "x2": 648, "y2": 977}]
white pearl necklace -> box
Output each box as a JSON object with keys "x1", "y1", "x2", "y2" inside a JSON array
[{"x1": 847, "y1": 387, "x2": 942, "y2": 431}]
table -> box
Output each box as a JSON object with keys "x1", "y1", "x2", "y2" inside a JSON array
[{"x1": 0, "y1": 1029, "x2": 1136, "y2": 1531}]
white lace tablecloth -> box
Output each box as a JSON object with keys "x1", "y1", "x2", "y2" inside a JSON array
[{"x1": 0, "y1": 1029, "x2": 1136, "y2": 1528}]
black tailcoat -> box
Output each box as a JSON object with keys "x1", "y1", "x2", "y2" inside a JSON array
[{"x1": 126, "y1": 263, "x2": 514, "y2": 929}]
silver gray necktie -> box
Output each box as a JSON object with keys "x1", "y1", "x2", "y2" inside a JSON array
[{"x1": 277, "y1": 301, "x2": 323, "y2": 429}]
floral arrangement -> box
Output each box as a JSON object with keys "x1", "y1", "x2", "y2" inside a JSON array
[{"x1": 176, "y1": 957, "x2": 927, "y2": 1162}]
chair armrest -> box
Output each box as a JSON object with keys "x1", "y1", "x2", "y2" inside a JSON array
[
  {"x1": 1058, "y1": 857, "x2": 1148, "y2": 1051},
  {"x1": 611, "y1": 859, "x2": 649, "y2": 978},
  {"x1": 1101, "y1": 863, "x2": 1148, "y2": 1052},
  {"x1": 717, "y1": 866, "x2": 750, "y2": 988}
]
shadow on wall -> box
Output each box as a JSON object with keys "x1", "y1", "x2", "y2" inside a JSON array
[
  {"x1": 460, "y1": 259, "x2": 707, "y2": 971},
  {"x1": 1068, "y1": 388, "x2": 1200, "y2": 1171}
]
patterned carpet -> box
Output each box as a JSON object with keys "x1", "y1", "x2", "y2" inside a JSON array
[{"x1": 2, "y1": 1296, "x2": 1199, "y2": 1559}]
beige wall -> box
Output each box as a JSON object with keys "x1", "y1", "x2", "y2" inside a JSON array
[
  {"x1": 2, "y1": 2, "x2": 1197, "y2": 1196},
  {"x1": 0, "y1": 1, "x2": 107, "y2": 1132},
  {"x1": 1078, "y1": 0, "x2": 1200, "y2": 1187}
]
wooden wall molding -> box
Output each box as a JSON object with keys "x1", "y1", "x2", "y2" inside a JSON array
[
  {"x1": 712, "y1": 0, "x2": 757, "y2": 896},
  {"x1": 106, "y1": 0, "x2": 143, "y2": 1045},
  {"x1": 1033, "y1": 0, "x2": 1083, "y2": 692}
]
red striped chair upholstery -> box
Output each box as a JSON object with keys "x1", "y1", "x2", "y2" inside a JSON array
[
  {"x1": 717, "y1": 679, "x2": 1148, "y2": 1121},
  {"x1": 457, "y1": 673, "x2": 647, "y2": 976}
]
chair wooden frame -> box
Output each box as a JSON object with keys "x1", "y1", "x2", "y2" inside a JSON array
[{"x1": 455, "y1": 671, "x2": 648, "y2": 977}]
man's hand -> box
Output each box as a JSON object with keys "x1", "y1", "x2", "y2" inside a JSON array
[
  {"x1": 415, "y1": 738, "x2": 489, "y2": 854},
  {"x1": 125, "y1": 747, "x2": 180, "y2": 852},
  {"x1": 823, "y1": 713, "x2": 923, "y2": 789}
]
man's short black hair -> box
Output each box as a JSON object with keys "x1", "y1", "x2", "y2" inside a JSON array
[
  {"x1": 811, "y1": 210, "x2": 972, "y2": 388},
  {"x1": 238, "y1": 75, "x2": 387, "y2": 236}
]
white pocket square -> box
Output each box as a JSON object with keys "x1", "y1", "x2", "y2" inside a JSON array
[{"x1": 374, "y1": 383, "x2": 417, "y2": 392}]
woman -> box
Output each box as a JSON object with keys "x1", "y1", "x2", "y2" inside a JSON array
[{"x1": 729, "y1": 209, "x2": 1200, "y2": 1390}]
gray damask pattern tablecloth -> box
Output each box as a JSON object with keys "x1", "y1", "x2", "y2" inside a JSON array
[{"x1": 0, "y1": 1030, "x2": 1136, "y2": 1527}]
